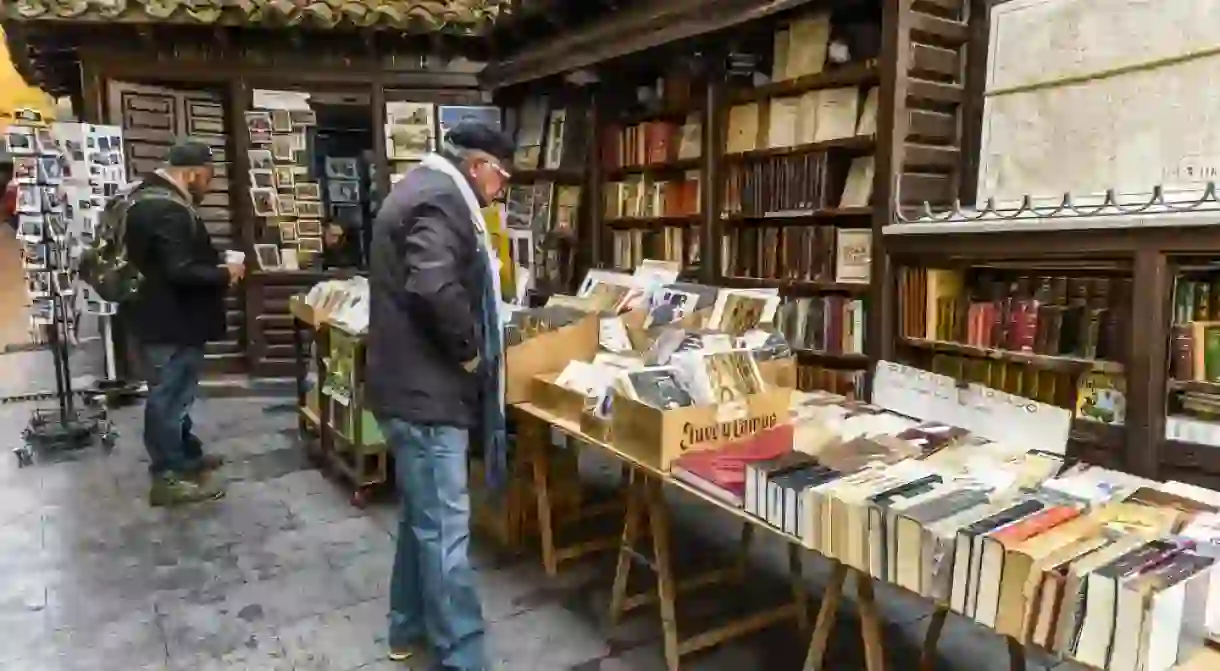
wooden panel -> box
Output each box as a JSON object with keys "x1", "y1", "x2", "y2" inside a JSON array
[
  {"x1": 899, "y1": 172, "x2": 954, "y2": 204},
  {"x1": 903, "y1": 144, "x2": 960, "y2": 171},
  {"x1": 910, "y1": 43, "x2": 960, "y2": 80},
  {"x1": 907, "y1": 109, "x2": 956, "y2": 143},
  {"x1": 109, "y1": 79, "x2": 244, "y2": 376}
]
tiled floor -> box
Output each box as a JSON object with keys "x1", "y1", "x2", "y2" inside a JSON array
[{"x1": 0, "y1": 352, "x2": 1090, "y2": 670}]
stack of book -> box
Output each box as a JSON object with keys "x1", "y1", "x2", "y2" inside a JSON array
[
  {"x1": 672, "y1": 399, "x2": 1219, "y2": 670},
  {"x1": 899, "y1": 268, "x2": 1132, "y2": 363},
  {"x1": 797, "y1": 364, "x2": 864, "y2": 397},
  {"x1": 721, "y1": 227, "x2": 870, "y2": 285},
  {"x1": 604, "y1": 173, "x2": 700, "y2": 220},
  {"x1": 776, "y1": 296, "x2": 866, "y2": 355}
]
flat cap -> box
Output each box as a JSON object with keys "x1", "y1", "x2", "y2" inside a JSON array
[
  {"x1": 166, "y1": 140, "x2": 214, "y2": 167},
  {"x1": 445, "y1": 121, "x2": 515, "y2": 165}
]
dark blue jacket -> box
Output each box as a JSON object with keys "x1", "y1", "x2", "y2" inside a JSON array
[{"x1": 366, "y1": 161, "x2": 488, "y2": 427}]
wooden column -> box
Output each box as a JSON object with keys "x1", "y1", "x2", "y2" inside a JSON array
[
  {"x1": 958, "y1": 0, "x2": 992, "y2": 204},
  {"x1": 588, "y1": 90, "x2": 605, "y2": 271},
  {"x1": 870, "y1": 0, "x2": 914, "y2": 368},
  {"x1": 1126, "y1": 249, "x2": 1170, "y2": 478},
  {"x1": 370, "y1": 79, "x2": 391, "y2": 204},
  {"x1": 701, "y1": 51, "x2": 726, "y2": 285}
]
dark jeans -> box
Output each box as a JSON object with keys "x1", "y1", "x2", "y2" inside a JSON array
[
  {"x1": 140, "y1": 344, "x2": 205, "y2": 476},
  {"x1": 378, "y1": 417, "x2": 486, "y2": 671}
]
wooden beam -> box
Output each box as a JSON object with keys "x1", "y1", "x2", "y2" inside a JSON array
[
  {"x1": 1127, "y1": 249, "x2": 1168, "y2": 478},
  {"x1": 480, "y1": 0, "x2": 824, "y2": 89}
]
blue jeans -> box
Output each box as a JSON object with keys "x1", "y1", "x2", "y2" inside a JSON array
[
  {"x1": 140, "y1": 344, "x2": 205, "y2": 476},
  {"x1": 379, "y1": 418, "x2": 486, "y2": 671}
]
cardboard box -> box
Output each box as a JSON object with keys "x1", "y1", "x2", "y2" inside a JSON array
[
  {"x1": 580, "y1": 410, "x2": 613, "y2": 444},
  {"x1": 611, "y1": 388, "x2": 791, "y2": 470},
  {"x1": 531, "y1": 373, "x2": 590, "y2": 424},
  {"x1": 506, "y1": 313, "x2": 600, "y2": 404},
  {"x1": 758, "y1": 357, "x2": 798, "y2": 388}
]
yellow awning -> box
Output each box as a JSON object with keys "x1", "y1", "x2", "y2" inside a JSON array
[{"x1": 0, "y1": 27, "x2": 56, "y2": 131}]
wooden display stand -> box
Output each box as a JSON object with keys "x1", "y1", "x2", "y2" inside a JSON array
[{"x1": 290, "y1": 296, "x2": 389, "y2": 507}]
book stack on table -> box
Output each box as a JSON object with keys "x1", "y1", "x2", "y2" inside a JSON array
[{"x1": 667, "y1": 371, "x2": 1220, "y2": 671}]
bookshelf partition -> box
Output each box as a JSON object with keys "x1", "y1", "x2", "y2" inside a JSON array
[
  {"x1": 486, "y1": 0, "x2": 985, "y2": 396},
  {"x1": 883, "y1": 194, "x2": 1220, "y2": 491}
]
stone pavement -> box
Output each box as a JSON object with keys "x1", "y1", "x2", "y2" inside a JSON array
[{"x1": 0, "y1": 383, "x2": 1093, "y2": 670}]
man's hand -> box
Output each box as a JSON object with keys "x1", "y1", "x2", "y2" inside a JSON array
[
  {"x1": 462, "y1": 355, "x2": 481, "y2": 373},
  {"x1": 223, "y1": 262, "x2": 246, "y2": 286}
]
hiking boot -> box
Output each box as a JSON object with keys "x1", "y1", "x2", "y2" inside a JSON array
[{"x1": 149, "y1": 474, "x2": 225, "y2": 507}]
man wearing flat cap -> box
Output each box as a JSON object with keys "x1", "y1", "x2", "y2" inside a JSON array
[
  {"x1": 123, "y1": 140, "x2": 245, "y2": 506},
  {"x1": 367, "y1": 121, "x2": 514, "y2": 669}
]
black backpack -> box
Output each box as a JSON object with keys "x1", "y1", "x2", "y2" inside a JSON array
[{"x1": 78, "y1": 182, "x2": 186, "y2": 303}]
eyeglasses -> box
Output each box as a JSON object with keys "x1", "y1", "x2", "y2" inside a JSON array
[{"x1": 488, "y1": 161, "x2": 511, "y2": 181}]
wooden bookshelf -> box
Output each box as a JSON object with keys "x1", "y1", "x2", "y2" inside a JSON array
[
  {"x1": 606, "y1": 215, "x2": 700, "y2": 229},
  {"x1": 900, "y1": 337, "x2": 1125, "y2": 375},
  {"x1": 511, "y1": 168, "x2": 585, "y2": 183},
  {"x1": 722, "y1": 135, "x2": 876, "y2": 162},
  {"x1": 723, "y1": 207, "x2": 874, "y2": 227},
  {"x1": 729, "y1": 60, "x2": 881, "y2": 104},
  {"x1": 722, "y1": 276, "x2": 869, "y2": 296},
  {"x1": 605, "y1": 157, "x2": 701, "y2": 179}
]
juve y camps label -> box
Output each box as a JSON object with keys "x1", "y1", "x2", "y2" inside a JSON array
[{"x1": 680, "y1": 413, "x2": 779, "y2": 451}]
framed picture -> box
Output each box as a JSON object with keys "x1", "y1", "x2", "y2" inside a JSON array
[
  {"x1": 293, "y1": 182, "x2": 320, "y2": 200},
  {"x1": 13, "y1": 156, "x2": 37, "y2": 182},
  {"x1": 17, "y1": 215, "x2": 43, "y2": 242},
  {"x1": 6, "y1": 127, "x2": 34, "y2": 155},
  {"x1": 42, "y1": 187, "x2": 64, "y2": 212},
  {"x1": 270, "y1": 110, "x2": 293, "y2": 134},
  {"x1": 327, "y1": 180, "x2": 359, "y2": 203},
  {"x1": 271, "y1": 135, "x2": 295, "y2": 162},
  {"x1": 385, "y1": 125, "x2": 431, "y2": 161},
  {"x1": 278, "y1": 195, "x2": 298, "y2": 217},
  {"x1": 34, "y1": 128, "x2": 55, "y2": 155},
  {"x1": 278, "y1": 221, "x2": 298, "y2": 243},
  {"x1": 245, "y1": 111, "x2": 272, "y2": 144},
  {"x1": 296, "y1": 200, "x2": 323, "y2": 218},
  {"x1": 21, "y1": 241, "x2": 46, "y2": 269},
  {"x1": 297, "y1": 219, "x2": 323, "y2": 236},
  {"x1": 290, "y1": 109, "x2": 317, "y2": 127},
  {"x1": 329, "y1": 203, "x2": 361, "y2": 226},
  {"x1": 249, "y1": 170, "x2": 274, "y2": 189},
  {"x1": 254, "y1": 243, "x2": 282, "y2": 270},
  {"x1": 46, "y1": 213, "x2": 66, "y2": 239},
  {"x1": 16, "y1": 184, "x2": 41, "y2": 213},
  {"x1": 298, "y1": 237, "x2": 324, "y2": 253},
  {"x1": 250, "y1": 188, "x2": 278, "y2": 217},
  {"x1": 273, "y1": 166, "x2": 295, "y2": 190},
  {"x1": 248, "y1": 149, "x2": 273, "y2": 171},
  {"x1": 324, "y1": 157, "x2": 359, "y2": 179},
  {"x1": 51, "y1": 271, "x2": 74, "y2": 296}
]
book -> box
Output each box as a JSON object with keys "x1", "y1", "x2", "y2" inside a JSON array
[
  {"x1": 620, "y1": 366, "x2": 695, "y2": 410},
  {"x1": 776, "y1": 295, "x2": 866, "y2": 354},
  {"x1": 834, "y1": 230, "x2": 871, "y2": 284},
  {"x1": 671, "y1": 425, "x2": 794, "y2": 508}
]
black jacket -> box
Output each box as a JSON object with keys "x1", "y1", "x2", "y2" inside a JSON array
[
  {"x1": 123, "y1": 172, "x2": 229, "y2": 346},
  {"x1": 366, "y1": 161, "x2": 487, "y2": 427}
]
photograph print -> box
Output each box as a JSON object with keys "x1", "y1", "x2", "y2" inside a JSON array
[
  {"x1": 249, "y1": 170, "x2": 274, "y2": 189},
  {"x1": 250, "y1": 187, "x2": 278, "y2": 217},
  {"x1": 245, "y1": 111, "x2": 272, "y2": 144},
  {"x1": 324, "y1": 157, "x2": 359, "y2": 180},
  {"x1": 327, "y1": 180, "x2": 359, "y2": 203},
  {"x1": 248, "y1": 149, "x2": 274, "y2": 171}
]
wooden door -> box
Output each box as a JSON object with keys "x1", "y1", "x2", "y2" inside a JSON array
[{"x1": 107, "y1": 81, "x2": 245, "y2": 373}]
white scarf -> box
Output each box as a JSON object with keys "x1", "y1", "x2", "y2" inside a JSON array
[
  {"x1": 420, "y1": 154, "x2": 502, "y2": 304},
  {"x1": 420, "y1": 153, "x2": 505, "y2": 401}
]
